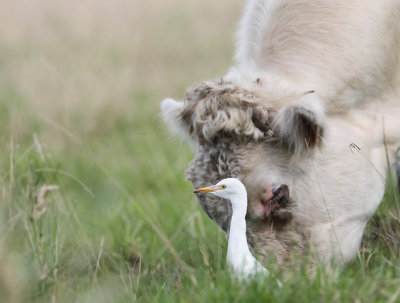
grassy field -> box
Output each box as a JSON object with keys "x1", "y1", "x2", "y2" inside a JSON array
[{"x1": 0, "y1": 0, "x2": 400, "y2": 302}]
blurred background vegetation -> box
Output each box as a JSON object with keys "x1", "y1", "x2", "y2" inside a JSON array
[{"x1": 0, "y1": 0, "x2": 399, "y2": 302}]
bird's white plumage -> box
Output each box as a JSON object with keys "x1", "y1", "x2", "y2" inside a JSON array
[
  {"x1": 211, "y1": 178, "x2": 269, "y2": 278},
  {"x1": 195, "y1": 178, "x2": 281, "y2": 286}
]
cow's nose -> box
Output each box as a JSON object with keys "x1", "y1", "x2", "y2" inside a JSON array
[
  {"x1": 261, "y1": 184, "x2": 290, "y2": 202},
  {"x1": 260, "y1": 184, "x2": 290, "y2": 217},
  {"x1": 271, "y1": 184, "x2": 290, "y2": 207}
]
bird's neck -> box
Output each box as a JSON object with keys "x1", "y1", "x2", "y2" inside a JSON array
[{"x1": 227, "y1": 194, "x2": 251, "y2": 263}]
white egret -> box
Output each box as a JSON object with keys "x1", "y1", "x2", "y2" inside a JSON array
[{"x1": 194, "y1": 178, "x2": 282, "y2": 285}]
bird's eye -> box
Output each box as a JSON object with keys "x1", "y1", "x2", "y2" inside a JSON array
[{"x1": 221, "y1": 185, "x2": 227, "y2": 189}]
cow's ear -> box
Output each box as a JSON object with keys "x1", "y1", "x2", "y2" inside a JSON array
[
  {"x1": 251, "y1": 106, "x2": 272, "y2": 133},
  {"x1": 161, "y1": 98, "x2": 193, "y2": 141},
  {"x1": 273, "y1": 103, "x2": 324, "y2": 154}
]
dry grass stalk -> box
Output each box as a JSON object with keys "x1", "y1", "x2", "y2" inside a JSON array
[
  {"x1": 33, "y1": 133, "x2": 45, "y2": 162},
  {"x1": 32, "y1": 185, "x2": 59, "y2": 220},
  {"x1": 93, "y1": 236, "x2": 105, "y2": 284}
]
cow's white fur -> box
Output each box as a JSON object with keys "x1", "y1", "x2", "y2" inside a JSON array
[{"x1": 161, "y1": 0, "x2": 400, "y2": 263}]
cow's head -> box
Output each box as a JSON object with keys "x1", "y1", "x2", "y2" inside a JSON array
[{"x1": 161, "y1": 80, "x2": 324, "y2": 229}]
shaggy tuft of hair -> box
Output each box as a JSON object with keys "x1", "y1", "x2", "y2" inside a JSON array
[
  {"x1": 162, "y1": 80, "x2": 325, "y2": 156},
  {"x1": 182, "y1": 81, "x2": 276, "y2": 143}
]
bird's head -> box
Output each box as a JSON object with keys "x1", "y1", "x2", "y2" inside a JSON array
[{"x1": 193, "y1": 178, "x2": 247, "y2": 209}]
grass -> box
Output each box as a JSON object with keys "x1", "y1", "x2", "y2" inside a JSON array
[{"x1": 0, "y1": 0, "x2": 400, "y2": 302}]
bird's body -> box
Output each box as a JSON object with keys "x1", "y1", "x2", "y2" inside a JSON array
[
  {"x1": 194, "y1": 178, "x2": 271, "y2": 279},
  {"x1": 227, "y1": 202, "x2": 270, "y2": 278}
]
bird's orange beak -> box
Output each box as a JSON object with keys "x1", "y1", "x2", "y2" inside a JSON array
[{"x1": 193, "y1": 185, "x2": 223, "y2": 193}]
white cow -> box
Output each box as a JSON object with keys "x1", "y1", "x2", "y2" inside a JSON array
[{"x1": 161, "y1": 0, "x2": 400, "y2": 264}]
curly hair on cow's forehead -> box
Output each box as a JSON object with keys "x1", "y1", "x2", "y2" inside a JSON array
[
  {"x1": 181, "y1": 80, "x2": 320, "y2": 150},
  {"x1": 181, "y1": 80, "x2": 280, "y2": 142}
]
